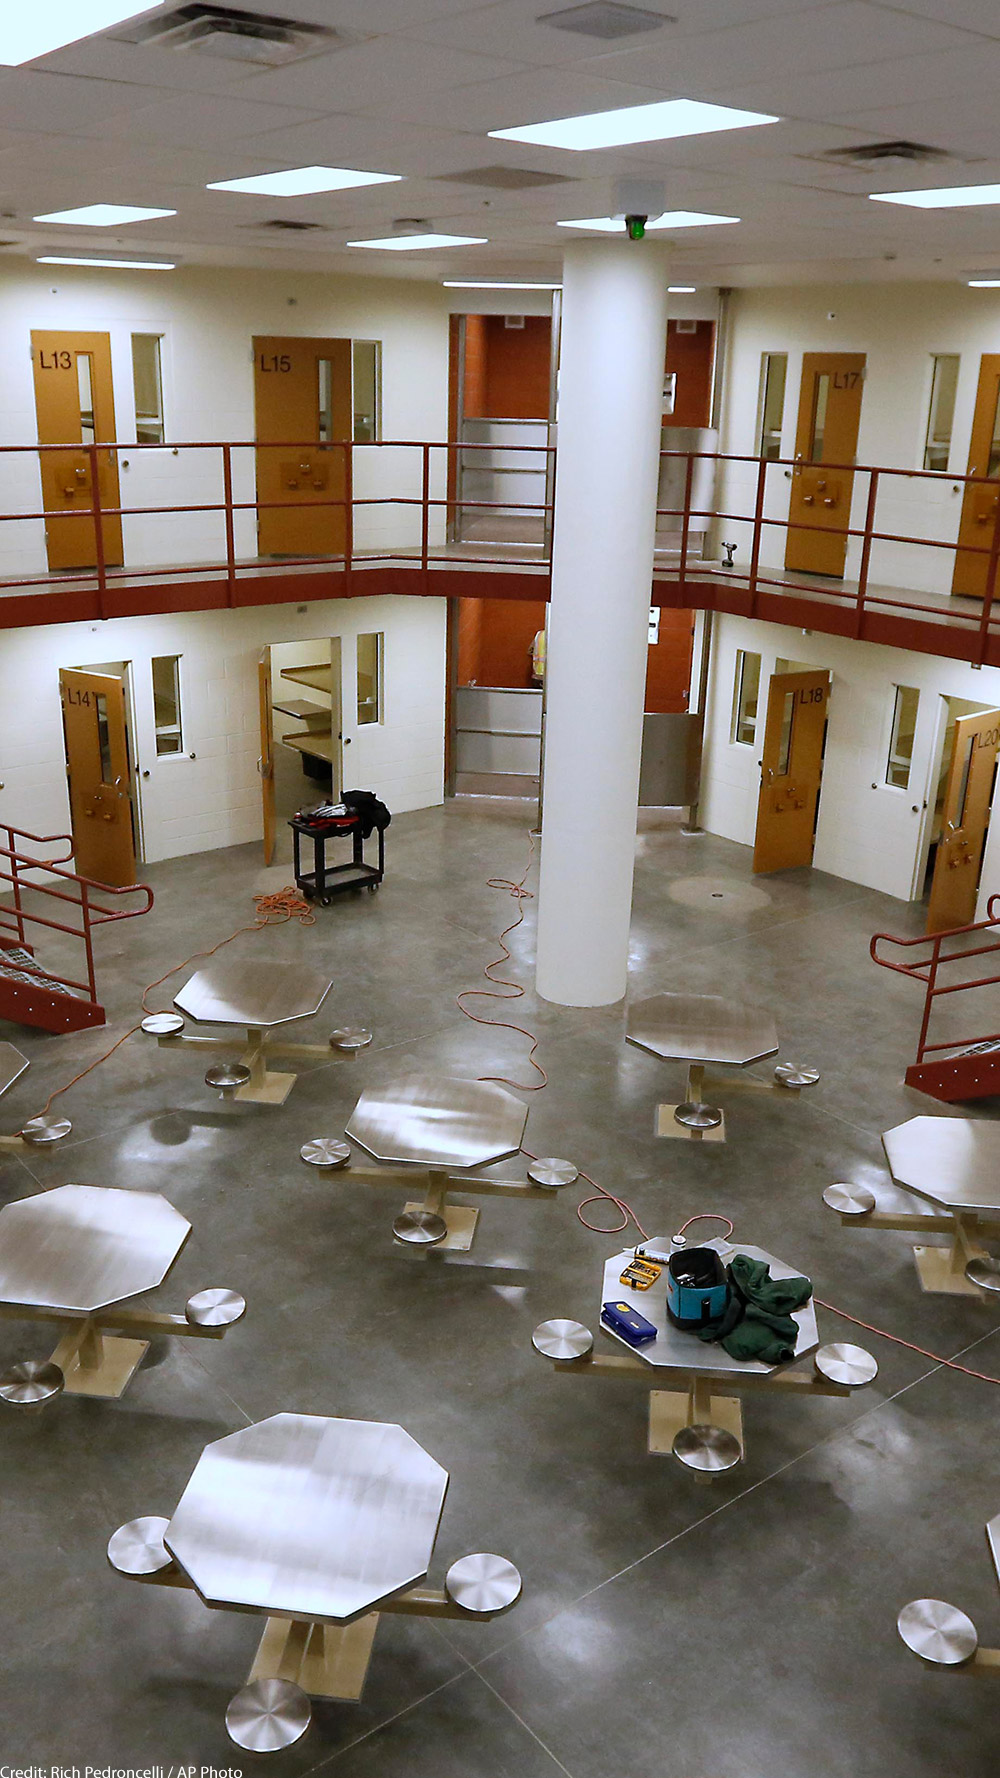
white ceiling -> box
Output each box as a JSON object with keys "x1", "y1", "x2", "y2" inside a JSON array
[{"x1": 5, "y1": 0, "x2": 1000, "y2": 285}]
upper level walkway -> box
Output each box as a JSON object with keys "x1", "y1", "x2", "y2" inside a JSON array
[{"x1": 3, "y1": 437, "x2": 1000, "y2": 668}]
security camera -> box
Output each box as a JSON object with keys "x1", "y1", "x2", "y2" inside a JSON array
[{"x1": 625, "y1": 214, "x2": 647, "y2": 240}]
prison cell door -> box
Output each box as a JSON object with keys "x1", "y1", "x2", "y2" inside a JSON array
[
  {"x1": 258, "y1": 647, "x2": 276, "y2": 866},
  {"x1": 253, "y1": 336, "x2": 351, "y2": 557},
  {"x1": 926, "y1": 707, "x2": 1000, "y2": 933},
  {"x1": 785, "y1": 353, "x2": 866, "y2": 578},
  {"x1": 32, "y1": 332, "x2": 123, "y2": 573},
  {"x1": 753, "y1": 670, "x2": 830, "y2": 873},
  {"x1": 952, "y1": 356, "x2": 1000, "y2": 599},
  {"x1": 59, "y1": 668, "x2": 136, "y2": 885}
]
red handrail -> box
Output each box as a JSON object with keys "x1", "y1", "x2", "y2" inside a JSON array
[
  {"x1": 871, "y1": 896, "x2": 1000, "y2": 1068},
  {"x1": 0, "y1": 825, "x2": 153, "y2": 1004}
]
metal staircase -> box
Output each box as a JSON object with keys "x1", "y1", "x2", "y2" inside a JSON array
[
  {"x1": 872, "y1": 897, "x2": 1000, "y2": 1103},
  {"x1": 0, "y1": 823, "x2": 153, "y2": 1033}
]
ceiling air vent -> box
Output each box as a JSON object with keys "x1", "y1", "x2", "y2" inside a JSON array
[
  {"x1": 248, "y1": 218, "x2": 327, "y2": 231},
  {"x1": 434, "y1": 166, "x2": 575, "y2": 190},
  {"x1": 818, "y1": 141, "x2": 954, "y2": 171},
  {"x1": 538, "y1": 2, "x2": 674, "y2": 37},
  {"x1": 114, "y1": 4, "x2": 357, "y2": 66}
]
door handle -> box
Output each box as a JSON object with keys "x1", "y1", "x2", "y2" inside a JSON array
[{"x1": 802, "y1": 494, "x2": 815, "y2": 505}]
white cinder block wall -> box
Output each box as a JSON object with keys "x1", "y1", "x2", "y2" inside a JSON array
[
  {"x1": 0, "y1": 593, "x2": 446, "y2": 864},
  {"x1": 700, "y1": 612, "x2": 1000, "y2": 911}
]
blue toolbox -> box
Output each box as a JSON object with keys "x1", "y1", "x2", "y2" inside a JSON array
[
  {"x1": 601, "y1": 1299, "x2": 658, "y2": 1347},
  {"x1": 665, "y1": 1246, "x2": 729, "y2": 1330}
]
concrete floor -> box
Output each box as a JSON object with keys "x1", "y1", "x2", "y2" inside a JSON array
[{"x1": 2, "y1": 798, "x2": 999, "y2": 1776}]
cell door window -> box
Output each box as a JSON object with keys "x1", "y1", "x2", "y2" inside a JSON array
[
  {"x1": 132, "y1": 335, "x2": 165, "y2": 445},
  {"x1": 730, "y1": 650, "x2": 761, "y2": 746},
  {"x1": 808, "y1": 373, "x2": 830, "y2": 462},
  {"x1": 318, "y1": 357, "x2": 334, "y2": 443},
  {"x1": 923, "y1": 355, "x2": 958, "y2": 472},
  {"x1": 77, "y1": 353, "x2": 96, "y2": 444},
  {"x1": 151, "y1": 654, "x2": 183, "y2": 755},
  {"x1": 886, "y1": 685, "x2": 919, "y2": 789},
  {"x1": 757, "y1": 353, "x2": 787, "y2": 460},
  {"x1": 986, "y1": 382, "x2": 1000, "y2": 478},
  {"x1": 352, "y1": 341, "x2": 381, "y2": 443},
  {"x1": 357, "y1": 632, "x2": 383, "y2": 725}
]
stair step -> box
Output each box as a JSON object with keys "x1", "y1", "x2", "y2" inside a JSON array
[
  {"x1": 0, "y1": 946, "x2": 84, "y2": 1000},
  {"x1": 958, "y1": 1039, "x2": 1000, "y2": 1058}
]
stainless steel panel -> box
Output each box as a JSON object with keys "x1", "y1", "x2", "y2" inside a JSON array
[
  {"x1": 456, "y1": 687, "x2": 543, "y2": 736},
  {"x1": 0, "y1": 1042, "x2": 29, "y2": 1099},
  {"x1": 346, "y1": 1073, "x2": 528, "y2": 1169},
  {"x1": 882, "y1": 1116, "x2": 1000, "y2": 1214},
  {"x1": 600, "y1": 1240, "x2": 818, "y2": 1376},
  {"x1": 656, "y1": 427, "x2": 719, "y2": 540},
  {"x1": 626, "y1": 992, "x2": 779, "y2": 1066},
  {"x1": 0, "y1": 1184, "x2": 190, "y2": 1313},
  {"x1": 175, "y1": 959, "x2": 332, "y2": 1029},
  {"x1": 455, "y1": 730, "x2": 542, "y2": 776},
  {"x1": 638, "y1": 713, "x2": 702, "y2": 808},
  {"x1": 166, "y1": 1414, "x2": 448, "y2": 1625}
]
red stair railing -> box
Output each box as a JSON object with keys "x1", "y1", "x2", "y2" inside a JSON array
[
  {"x1": 871, "y1": 896, "x2": 1000, "y2": 1070},
  {"x1": 0, "y1": 823, "x2": 153, "y2": 1004}
]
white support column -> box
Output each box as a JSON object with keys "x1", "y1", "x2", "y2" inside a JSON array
[{"x1": 535, "y1": 237, "x2": 669, "y2": 1006}]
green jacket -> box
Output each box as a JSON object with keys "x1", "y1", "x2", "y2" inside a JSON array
[{"x1": 696, "y1": 1253, "x2": 812, "y2": 1364}]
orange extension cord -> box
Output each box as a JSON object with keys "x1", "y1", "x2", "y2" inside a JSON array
[
  {"x1": 456, "y1": 829, "x2": 548, "y2": 1092},
  {"x1": 20, "y1": 884, "x2": 314, "y2": 1130}
]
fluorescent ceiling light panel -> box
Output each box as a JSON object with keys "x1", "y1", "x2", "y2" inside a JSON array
[
  {"x1": 443, "y1": 280, "x2": 560, "y2": 289},
  {"x1": 348, "y1": 233, "x2": 487, "y2": 250},
  {"x1": 668, "y1": 284, "x2": 696, "y2": 292},
  {"x1": 37, "y1": 255, "x2": 175, "y2": 268},
  {"x1": 969, "y1": 279, "x2": 1000, "y2": 287},
  {"x1": 490, "y1": 97, "x2": 777, "y2": 152},
  {"x1": 207, "y1": 166, "x2": 402, "y2": 197},
  {"x1": 871, "y1": 184, "x2": 1000, "y2": 209},
  {"x1": 0, "y1": 1, "x2": 166, "y2": 65},
  {"x1": 558, "y1": 211, "x2": 737, "y2": 230},
  {"x1": 33, "y1": 203, "x2": 176, "y2": 225}
]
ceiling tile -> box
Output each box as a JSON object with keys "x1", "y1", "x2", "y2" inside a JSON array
[
  {"x1": 89, "y1": 92, "x2": 325, "y2": 148},
  {"x1": 236, "y1": 37, "x2": 529, "y2": 110},
  {"x1": 724, "y1": 40, "x2": 1000, "y2": 118},
  {"x1": 0, "y1": 70, "x2": 150, "y2": 135},
  {"x1": 374, "y1": 62, "x2": 667, "y2": 130}
]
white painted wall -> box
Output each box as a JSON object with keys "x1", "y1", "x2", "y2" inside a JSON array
[
  {"x1": 701, "y1": 611, "x2": 1000, "y2": 908},
  {"x1": 0, "y1": 593, "x2": 446, "y2": 865},
  {"x1": 718, "y1": 282, "x2": 1000, "y2": 594},
  {"x1": 0, "y1": 259, "x2": 450, "y2": 576}
]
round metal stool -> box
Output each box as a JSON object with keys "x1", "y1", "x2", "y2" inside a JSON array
[
  {"x1": 185, "y1": 1288, "x2": 246, "y2": 1328},
  {"x1": 20, "y1": 1116, "x2": 72, "y2": 1146},
  {"x1": 774, "y1": 1063, "x2": 821, "y2": 1089},
  {"x1": 897, "y1": 1598, "x2": 978, "y2": 1666},
  {"x1": 141, "y1": 1012, "x2": 185, "y2": 1037},
  {"x1": 300, "y1": 1137, "x2": 352, "y2": 1170},
  {"x1": 814, "y1": 1342, "x2": 878, "y2": 1388},
  {"x1": 393, "y1": 1207, "x2": 448, "y2": 1246},
  {"x1": 526, "y1": 1157, "x2": 579, "y2": 1188},
  {"x1": 107, "y1": 1515, "x2": 174, "y2": 1576},
  {"x1": 672, "y1": 1424, "x2": 743, "y2": 1474},
  {"x1": 0, "y1": 1359, "x2": 64, "y2": 1408},
  {"x1": 674, "y1": 1101, "x2": 723, "y2": 1131},
  {"x1": 226, "y1": 1678, "x2": 312, "y2": 1752},
  {"x1": 446, "y1": 1553, "x2": 522, "y2": 1617},
  {"x1": 205, "y1": 1062, "x2": 251, "y2": 1098},
  {"x1": 965, "y1": 1255, "x2": 1000, "y2": 1293},
  {"x1": 329, "y1": 1027, "x2": 373, "y2": 1051},
  {"x1": 823, "y1": 1182, "x2": 877, "y2": 1217},
  {"x1": 532, "y1": 1319, "x2": 593, "y2": 1361}
]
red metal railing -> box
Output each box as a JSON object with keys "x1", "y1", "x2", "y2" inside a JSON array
[
  {"x1": 871, "y1": 897, "x2": 1000, "y2": 1067},
  {"x1": 2, "y1": 438, "x2": 1000, "y2": 663},
  {"x1": 0, "y1": 823, "x2": 153, "y2": 1004}
]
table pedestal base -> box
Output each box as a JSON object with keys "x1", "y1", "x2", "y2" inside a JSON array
[
  {"x1": 399, "y1": 1200, "x2": 480, "y2": 1252},
  {"x1": 913, "y1": 1240, "x2": 989, "y2": 1298},
  {"x1": 656, "y1": 1103, "x2": 726, "y2": 1144},
  {"x1": 235, "y1": 1066, "x2": 297, "y2": 1107},
  {"x1": 50, "y1": 1328, "x2": 148, "y2": 1398},
  {"x1": 648, "y1": 1387, "x2": 744, "y2": 1457},
  {"x1": 250, "y1": 1614, "x2": 379, "y2": 1702}
]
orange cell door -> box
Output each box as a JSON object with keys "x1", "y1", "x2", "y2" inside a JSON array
[
  {"x1": 31, "y1": 331, "x2": 123, "y2": 573},
  {"x1": 753, "y1": 669, "x2": 830, "y2": 874},
  {"x1": 926, "y1": 707, "x2": 1000, "y2": 934},
  {"x1": 785, "y1": 353, "x2": 866, "y2": 578},
  {"x1": 253, "y1": 336, "x2": 352, "y2": 557},
  {"x1": 59, "y1": 668, "x2": 137, "y2": 886},
  {"x1": 952, "y1": 355, "x2": 1000, "y2": 599}
]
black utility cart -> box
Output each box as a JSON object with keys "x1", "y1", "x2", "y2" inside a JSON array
[{"x1": 289, "y1": 801, "x2": 387, "y2": 906}]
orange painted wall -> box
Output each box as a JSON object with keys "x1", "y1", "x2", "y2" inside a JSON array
[
  {"x1": 663, "y1": 321, "x2": 715, "y2": 430},
  {"x1": 457, "y1": 596, "x2": 546, "y2": 687},
  {"x1": 462, "y1": 315, "x2": 552, "y2": 420},
  {"x1": 645, "y1": 609, "x2": 695, "y2": 712}
]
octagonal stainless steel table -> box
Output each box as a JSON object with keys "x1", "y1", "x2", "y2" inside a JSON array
[
  {"x1": 167, "y1": 958, "x2": 335, "y2": 1105},
  {"x1": 625, "y1": 992, "x2": 782, "y2": 1141},
  {"x1": 111, "y1": 1413, "x2": 522, "y2": 1744},
  {"x1": 336, "y1": 1073, "x2": 555, "y2": 1251},
  {"x1": 532, "y1": 1235, "x2": 874, "y2": 1470},
  {"x1": 0, "y1": 1042, "x2": 29, "y2": 1101},
  {"x1": 825, "y1": 1116, "x2": 1000, "y2": 1298},
  {"x1": 0, "y1": 1184, "x2": 244, "y2": 1401}
]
